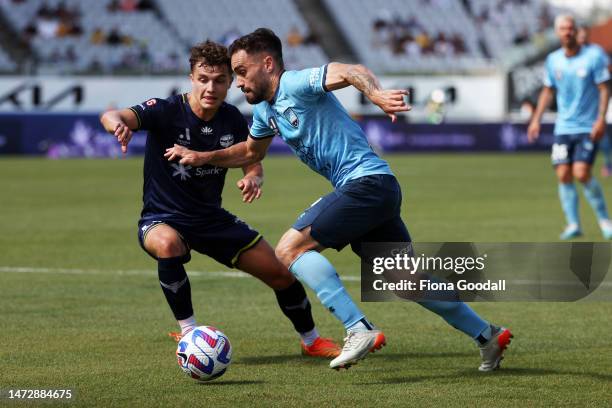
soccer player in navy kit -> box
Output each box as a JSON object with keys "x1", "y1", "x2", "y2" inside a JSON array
[
  {"x1": 100, "y1": 40, "x2": 341, "y2": 358},
  {"x1": 166, "y1": 29, "x2": 512, "y2": 371},
  {"x1": 528, "y1": 15, "x2": 612, "y2": 240}
]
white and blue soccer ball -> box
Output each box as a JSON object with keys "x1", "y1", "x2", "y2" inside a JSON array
[{"x1": 176, "y1": 326, "x2": 232, "y2": 382}]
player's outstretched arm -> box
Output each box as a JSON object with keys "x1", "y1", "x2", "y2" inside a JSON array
[
  {"x1": 238, "y1": 162, "x2": 264, "y2": 203},
  {"x1": 591, "y1": 82, "x2": 610, "y2": 141},
  {"x1": 324, "y1": 62, "x2": 411, "y2": 122},
  {"x1": 100, "y1": 108, "x2": 139, "y2": 153},
  {"x1": 164, "y1": 135, "x2": 273, "y2": 168},
  {"x1": 527, "y1": 86, "x2": 554, "y2": 143}
]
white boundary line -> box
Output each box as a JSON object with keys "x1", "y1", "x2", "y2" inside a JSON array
[
  {"x1": 0, "y1": 266, "x2": 362, "y2": 281},
  {"x1": 1, "y1": 266, "x2": 611, "y2": 287}
]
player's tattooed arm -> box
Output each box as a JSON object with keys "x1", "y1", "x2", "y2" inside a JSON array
[
  {"x1": 591, "y1": 82, "x2": 610, "y2": 141},
  {"x1": 164, "y1": 136, "x2": 273, "y2": 168},
  {"x1": 325, "y1": 63, "x2": 410, "y2": 122},
  {"x1": 100, "y1": 108, "x2": 139, "y2": 153},
  {"x1": 527, "y1": 86, "x2": 554, "y2": 143},
  {"x1": 238, "y1": 163, "x2": 264, "y2": 203}
]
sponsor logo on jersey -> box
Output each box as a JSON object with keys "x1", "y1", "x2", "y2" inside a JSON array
[
  {"x1": 219, "y1": 133, "x2": 234, "y2": 147},
  {"x1": 555, "y1": 69, "x2": 562, "y2": 81},
  {"x1": 170, "y1": 163, "x2": 192, "y2": 180},
  {"x1": 283, "y1": 107, "x2": 299, "y2": 128},
  {"x1": 309, "y1": 67, "x2": 321, "y2": 88},
  {"x1": 268, "y1": 117, "x2": 280, "y2": 136},
  {"x1": 178, "y1": 128, "x2": 191, "y2": 146},
  {"x1": 201, "y1": 126, "x2": 213, "y2": 135},
  {"x1": 576, "y1": 67, "x2": 587, "y2": 78},
  {"x1": 195, "y1": 167, "x2": 223, "y2": 176}
]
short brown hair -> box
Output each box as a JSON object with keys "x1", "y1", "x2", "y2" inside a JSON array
[
  {"x1": 229, "y1": 28, "x2": 284, "y2": 70},
  {"x1": 189, "y1": 40, "x2": 231, "y2": 73}
]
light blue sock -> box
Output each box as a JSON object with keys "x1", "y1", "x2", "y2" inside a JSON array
[
  {"x1": 418, "y1": 300, "x2": 490, "y2": 340},
  {"x1": 558, "y1": 182, "x2": 580, "y2": 225},
  {"x1": 289, "y1": 251, "x2": 365, "y2": 329},
  {"x1": 582, "y1": 178, "x2": 609, "y2": 220}
]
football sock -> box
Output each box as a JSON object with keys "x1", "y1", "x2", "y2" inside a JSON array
[
  {"x1": 158, "y1": 256, "x2": 193, "y2": 320},
  {"x1": 418, "y1": 300, "x2": 490, "y2": 340},
  {"x1": 347, "y1": 317, "x2": 375, "y2": 333},
  {"x1": 300, "y1": 328, "x2": 320, "y2": 346},
  {"x1": 558, "y1": 182, "x2": 580, "y2": 226},
  {"x1": 273, "y1": 280, "x2": 316, "y2": 334},
  {"x1": 582, "y1": 178, "x2": 609, "y2": 220},
  {"x1": 178, "y1": 316, "x2": 197, "y2": 335},
  {"x1": 289, "y1": 250, "x2": 365, "y2": 329}
]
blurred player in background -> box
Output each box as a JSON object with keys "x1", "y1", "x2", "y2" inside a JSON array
[
  {"x1": 528, "y1": 15, "x2": 612, "y2": 240},
  {"x1": 576, "y1": 24, "x2": 612, "y2": 178},
  {"x1": 100, "y1": 40, "x2": 341, "y2": 358},
  {"x1": 166, "y1": 28, "x2": 513, "y2": 371}
]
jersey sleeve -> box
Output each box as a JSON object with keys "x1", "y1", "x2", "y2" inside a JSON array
[
  {"x1": 128, "y1": 98, "x2": 167, "y2": 131},
  {"x1": 592, "y1": 49, "x2": 611, "y2": 84},
  {"x1": 283, "y1": 65, "x2": 328, "y2": 100},
  {"x1": 249, "y1": 104, "x2": 276, "y2": 139},
  {"x1": 543, "y1": 56, "x2": 555, "y2": 88}
]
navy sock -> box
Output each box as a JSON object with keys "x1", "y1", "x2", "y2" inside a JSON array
[
  {"x1": 158, "y1": 256, "x2": 193, "y2": 320},
  {"x1": 274, "y1": 280, "x2": 315, "y2": 334}
]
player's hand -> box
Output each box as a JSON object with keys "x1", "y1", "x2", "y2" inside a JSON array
[
  {"x1": 114, "y1": 122, "x2": 133, "y2": 154},
  {"x1": 164, "y1": 144, "x2": 208, "y2": 166},
  {"x1": 527, "y1": 121, "x2": 540, "y2": 143},
  {"x1": 591, "y1": 117, "x2": 606, "y2": 141},
  {"x1": 369, "y1": 89, "x2": 411, "y2": 122},
  {"x1": 237, "y1": 175, "x2": 263, "y2": 203}
]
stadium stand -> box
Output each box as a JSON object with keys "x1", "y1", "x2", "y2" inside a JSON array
[
  {"x1": 155, "y1": 0, "x2": 328, "y2": 70},
  {"x1": 322, "y1": 0, "x2": 557, "y2": 73},
  {"x1": 0, "y1": 0, "x2": 328, "y2": 74},
  {"x1": 0, "y1": 46, "x2": 17, "y2": 72}
]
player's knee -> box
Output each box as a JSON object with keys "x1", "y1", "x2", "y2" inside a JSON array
[
  {"x1": 267, "y1": 267, "x2": 296, "y2": 290},
  {"x1": 557, "y1": 170, "x2": 573, "y2": 183},
  {"x1": 274, "y1": 243, "x2": 296, "y2": 268},
  {"x1": 154, "y1": 236, "x2": 185, "y2": 258},
  {"x1": 573, "y1": 170, "x2": 591, "y2": 184}
]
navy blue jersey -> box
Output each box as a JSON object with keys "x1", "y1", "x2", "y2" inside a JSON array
[{"x1": 130, "y1": 94, "x2": 248, "y2": 218}]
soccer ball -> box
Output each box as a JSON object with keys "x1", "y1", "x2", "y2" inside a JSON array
[{"x1": 176, "y1": 326, "x2": 232, "y2": 382}]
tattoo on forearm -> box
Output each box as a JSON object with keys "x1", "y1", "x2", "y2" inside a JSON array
[{"x1": 347, "y1": 68, "x2": 380, "y2": 97}]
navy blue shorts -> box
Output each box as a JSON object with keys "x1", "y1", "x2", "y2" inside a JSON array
[
  {"x1": 138, "y1": 208, "x2": 261, "y2": 268},
  {"x1": 293, "y1": 174, "x2": 411, "y2": 253},
  {"x1": 551, "y1": 133, "x2": 598, "y2": 166}
]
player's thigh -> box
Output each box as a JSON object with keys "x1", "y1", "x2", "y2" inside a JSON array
[
  {"x1": 142, "y1": 223, "x2": 188, "y2": 258},
  {"x1": 291, "y1": 175, "x2": 402, "y2": 252},
  {"x1": 350, "y1": 216, "x2": 412, "y2": 258},
  {"x1": 236, "y1": 239, "x2": 295, "y2": 290}
]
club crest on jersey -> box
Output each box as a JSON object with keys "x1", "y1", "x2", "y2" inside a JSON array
[
  {"x1": 282, "y1": 107, "x2": 299, "y2": 128},
  {"x1": 576, "y1": 67, "x2": 587, "y2": 78},
  {"x1": 219, "y1": 134, "x2": 234, "y2": 148},
  {"x1": 201, "y1": 126, "x2": 213, "y2": 135}
]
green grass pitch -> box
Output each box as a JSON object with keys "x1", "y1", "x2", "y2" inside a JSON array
[{"x1": 1, "y1": 154, "x2": 611, "y2": 407}]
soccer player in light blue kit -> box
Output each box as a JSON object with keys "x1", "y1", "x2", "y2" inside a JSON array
[
  {"x1": 577, "y1": 24, "x2": 612, "y2": 178},
  {"x1": 166, "y1": 28, "x2": 512, "y2": 371},
  {"x1": 529, "y1": 15, "x2": 612, "y2": 240}
]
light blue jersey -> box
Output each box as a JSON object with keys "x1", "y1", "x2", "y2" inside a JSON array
[
  {"x1": 249, "y1": 65, "x2": 393, "y2": 188},
  {"x1": 544, "y1": 45, "x2": 610, "y2": 135}
]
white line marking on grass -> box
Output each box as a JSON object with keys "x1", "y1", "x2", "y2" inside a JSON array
[{"x1": 0, "y1": 266, "x2": 361, "y2": 281}]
